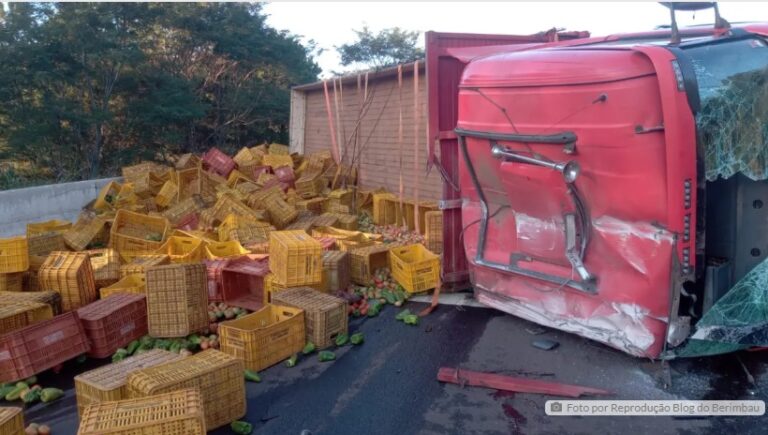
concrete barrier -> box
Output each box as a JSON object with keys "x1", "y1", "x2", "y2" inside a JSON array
[{"x1": 0, "y1": 178, "x2": 120, "y2": 237}]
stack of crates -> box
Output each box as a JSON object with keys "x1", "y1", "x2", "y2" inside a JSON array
[
  {"x1": 74, "y1": 349, "x2": 183, "y2": 416},
  {"x1": 126, "y1": 350, "x2": 245, "y2": 430}
]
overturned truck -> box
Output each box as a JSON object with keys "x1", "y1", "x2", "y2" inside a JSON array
[{"x1": 427, "y1": 20, "x2": 768, "y2": 357}]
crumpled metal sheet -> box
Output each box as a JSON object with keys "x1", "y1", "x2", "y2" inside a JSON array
[{"x1": 674, "y1": 257, "x2": 768, "y2": 357}]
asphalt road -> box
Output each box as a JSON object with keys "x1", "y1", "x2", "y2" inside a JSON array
[{"x1": 18, "y1": 296, "x2": 768, "y2": 435}]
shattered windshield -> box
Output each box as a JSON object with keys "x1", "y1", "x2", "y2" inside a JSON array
[{"x1": 687, "y1": 37, "x2": 768, "y2": 181}]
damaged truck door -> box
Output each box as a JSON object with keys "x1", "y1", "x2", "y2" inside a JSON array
[{"x1": 456, "y1": 48, "x2": 685, "y2": 358}]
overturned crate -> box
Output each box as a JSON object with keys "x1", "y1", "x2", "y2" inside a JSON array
[
  {"x1": 0, "y1": 311, "x2": 90, "y2": 383},
  {"x1": 220, "y1": 258, "x2": 269, "y2": 311},
  {"x1": 0, "y1": 291, "x2": 62, "y2": 315},
  {"x1": 87, "y1": 248, "x2": 122, "y2": 288},
  {"x1": 99, "y1": 274, "x2": 146, "y2": 299},
  {"x1": 269, "y1": 230, "x2": 322, "y2": 287},
  {"x1": 127, "y1": 349, "x2": 245, "y2": 430},
  {"x1": 271, "y1": 287, "x2": 348, "y2": 349},
  {"x1": 0, "y1": 302, "x2": 53, "y2": 335},
  {"x1": 349, "y1": 243, "x2": 397, "y2": 285},
  {"x1": 78, "y1": 388, "x2": 206, "y2": 435},
  {"x1": 64, "y1": 215, "x2": 110, "y2": 251},
  {"x1": 145, "y1": 263, "x2": 208, "y2": 337},
  {"x1": 39, "y1": 251, "x2": 97, "y2": 311},
  {"x1": 219, "y1": 304, "x2": 304, "y2": 372},
  {"x1": 76, "y1": 293, "x2": 148, "y2": 358},
  {"x1": 0, "y1": 237, "x2": 28, "y2": 274},
  {"x1": 74, "y1": 349, "x2": 184, "y2": 417},
  {"x1": 320, "y1": 251, "x2": 350, "y2": 293},
  {"x1": 119, "y1": 254, "x2": 170, "y2": 279}
]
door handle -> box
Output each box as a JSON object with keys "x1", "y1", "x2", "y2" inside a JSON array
[{"x1": 491, "y1": 144, "x2": 580, "y2": 184}]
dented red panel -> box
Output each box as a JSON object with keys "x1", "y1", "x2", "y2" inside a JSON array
[{"x1": 457, "y1": 48, "x2": 689, "y2": 357}]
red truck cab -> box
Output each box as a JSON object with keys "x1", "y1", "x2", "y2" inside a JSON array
[{"x1": 428, "y1": 23, "x2": 768, "y2": 357}]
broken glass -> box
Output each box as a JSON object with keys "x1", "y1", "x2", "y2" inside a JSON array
[{"x1": 675, "y1": 257, "x2": 768, "y2": 357}]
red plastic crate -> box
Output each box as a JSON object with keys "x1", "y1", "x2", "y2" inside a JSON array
[
  {"x1": 175, "y1": 212, "x2": 200, "y2": 231},
  {"x1": 76, "y1": 293, "x2": 148, "y2": 358},
  {"x1": 220, "y1": 258, "x2": 269, "y2": 311},
  {"x1": 314, "y1": 237, "x2": 337, "y2": 251},
  {"x1": 0, "y1": 311, "x2": 90, "y2": 382},
  {"x1": 274, "y1": 166, "x2": 295, "y2": 188},
  {"x1": 203, "y1": 258, "x2": 231, "y2": 303},
  {"x1": 202, "y1": 147, "x2": 236, "y2": 177}
]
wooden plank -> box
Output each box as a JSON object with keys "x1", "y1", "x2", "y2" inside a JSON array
[{"x1": 437, "y1": 367, "x2": 612, "y2": 398}]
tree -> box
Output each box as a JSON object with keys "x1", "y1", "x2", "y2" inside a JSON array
[
  {"x1": 0, "y1": 2, "x2": 320, "y2": 187},
  {"x1": 336, "y1": 26, "x2": 423, "y2": 70}
]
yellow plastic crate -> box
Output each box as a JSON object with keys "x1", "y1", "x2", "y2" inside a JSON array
[
  {"x1": 0, "y1": 407, "x2": 24, "y2": 435},
  {"x1": 0, "y1": 237, "x2": 28, "y2": 274},
  {"x1": 269, "y1": 231, "x2": 322, "y2": 286},
  {"x1": 110, "y1": 209, "x2": 170, "y2": 261},
  {"x1": 233, "y1": 147, "x2": 259, "y2": 167},
  {"x1": 0, "y1": 272, "x2": 23, "y2": 292},
  {"x1": 127, "y1": 350, "x2": 245, "y2": 430},
  {"x1": 268, "y1": 143, "x2": 290, "y2": 155},
  {"x1": 74, "y1": 349, "x2": 184, "y2": 417},
  {"x1": 204, "y1": 240, "x2": 249, "y2": 259},
  {"x1": 86, "y1": 248, "x2": 122, "y2": 288},
  {"x1": 100, "y1": 274, "x2": 146, "y2": 299},
  {"x1": 93, "y1": 181, "x2": 122, "y2": 211},
  {"x1": 349, "y1": 243, "x2": 397, "y2": 285},
  {"x1": 424, "y1": 210, "x2": 443, "y2": 254},
  {"x1": 120, "y1": 254, "x2": 170, "y2": 278},
  {"x1": 39, "y1": 251, "x2": 97, "y2": 311},
  {"x1": 78, "y1": 388, "x2": 206, "y2": 435},
  {"x1": 155, "y1": 180, "x2": 179, "y2": 208},
  {"x1": 0, "y1": 302, "x2": 54, "y2": 335},
  {"x1": 145, "y1": 264, "x2": 208, "y2": 338},
  {"x1": 264, "y1": 195, "x2": 298, "y2": 229},
  {"x1": 64, "y1": 215, "x2": 109, "y2": 251},
  {"x1": 219, "y1": 305, "x2": 304, "y2": 372},
  {"x1": 389, "y1": 244, "x2": 440, "y2": 293},
  {"x1": 155, "y1": 236, "x2": 204, "y2": 264},
  {"x1": 27, "y1": 231, "x2": 66, "y2": 257},
  {"x1": 26, "y1": 219, "x2": 72, "y2": 236},
  {"x1": 372, "y1": 193, "x2": 399, "y2": 225}
]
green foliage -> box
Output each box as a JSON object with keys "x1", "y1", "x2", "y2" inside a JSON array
[
  {"x1": 336, "y1": 26, "x2": 423, "y2": 70},
  {"x1": 0, "y1": 2, "x2": 319, "y2": 186}
]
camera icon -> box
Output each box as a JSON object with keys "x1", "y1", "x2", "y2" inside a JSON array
[{"x1": 550, "y1": 402, "x2": 563, "y2": 413}]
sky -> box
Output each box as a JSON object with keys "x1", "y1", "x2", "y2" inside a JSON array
[{"x1": 263, "y1": 1, "x2": 768, "y2": 77}]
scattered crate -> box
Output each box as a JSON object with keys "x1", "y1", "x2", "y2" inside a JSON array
[
  {"x1": 271, "y1": 287, "x2": 347, "y2": 349},
  {"x1": 110, "y1": 209, "x2": 170, "y2": 260},
  {"x1": 321, "y1": 251, "x2": 350, "y2": 293},
  {"x1": 120, "y1": 254, "x2": 170, "y2": 278},
  {"x1": 0, "y1": 302, "x2": 53, "y2": 335},
  {"x1": 145, "y1": 264, "x2": 208, "y2": 337},
  {"x1": 87, "y1": 248, "x2": 121, "y2": 288},
  {"x1": 389, "y1": 244, "x2": 440, "y2": 293},
  {"x1": 203, "y1": 258, "x2": 230, "y2": 303},
  {"x1": 127, "y1": 350, "x2": 245, "y2": 430},
  {"x1": 424, "y1": 210, "x2": 443, "y2": 254},
  {"x1": 262, "y1": 154, "x2": 294, "y2": 169},
  {"x1": 269, "y1": 230, "x2": 322, "y2": 286},
  {"x1": 285, "y1": 216, "x2": 315, "y2": 232},
  {"x1": 177, "y1": 167, "x2": 202, "y2": 200},
  {"x1": 349, "y1": 243, "x2": 396, "y2": 285},
  {"x1": 220, "y1": 258, "x2": 269, "y2": 311},
  {"x1": 204, "y1": 240, "x2": 249, "y2": 259},
  {"x1": 64, "y1": 215, "x2": 109, "y2": 251},
  {"x1": 0, "y1": 291, "x2": 62, "y2": 315},
  {"x1": 295, "y1": 170, "x2": 325, "y2": 199},
  {"x1": 329, "y1": 213, "x2": 358, "y2": 231},
  {"x1": 27, "y1": 231, "x2": 66, "y2": 257},
  {"x1": 175, "y1": 153, "x2": 201, "y2": 170},
  {"x1": 155, "y1": 236, "x2": 205, "y2": 264},
  {"x1": 219, "y1": 305, "x2": 304, "y2": 372},
  {"x1": 26, "y1": 219, "x2": 72, "y2": 236},
  {"x1": 372, "y1": 192, "x2": 399, "y2": 225},
  {"x1": 77, "y1": 294, "x2": 148, "y2": 358},
  {"x1": 264, "y1": 194, "x2": 298, "y2": 229},
  {"x1": 74, "y1": 349, "x2": 184, "y2": 416},
  {"x1": 202, "y1": 147, "x2": 236, "y2": 177},
  {"x1": 0, "y1": 237, "x2": 28, "y2": 274},
  {"x1": 0, "y1": 311, "x2": 90, "y2": 383},
  {"x1": 155, "y1": 180, "x2": 179, "y2": 207},
  {"x1": 0, "y1": 407, "x2": 24, "y2": 435},
  {"x1": 93, "y1": 181, "x2": 122, "y2": 211},
  {"x1": 268, "y1": 143, "x2": 290, "y2": 155},
  {"x1": 0, "y1": 273, "x2": 23, "y2": 292},
  {"x1": 78, "y1": 388, "x2": 206, "y2": 435},
  {"x1": 296, "y1": 197, "x2": 326, "y2": 214},
  {"x1": 39, "y1": 251, "x2": 97, "y2": 311},
  {"x1": 233, "y1": 146, "x2": 259, "y2": 167},
  {"x1": 100, "y1": 274, "x2": 146, "y2": 299}
]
